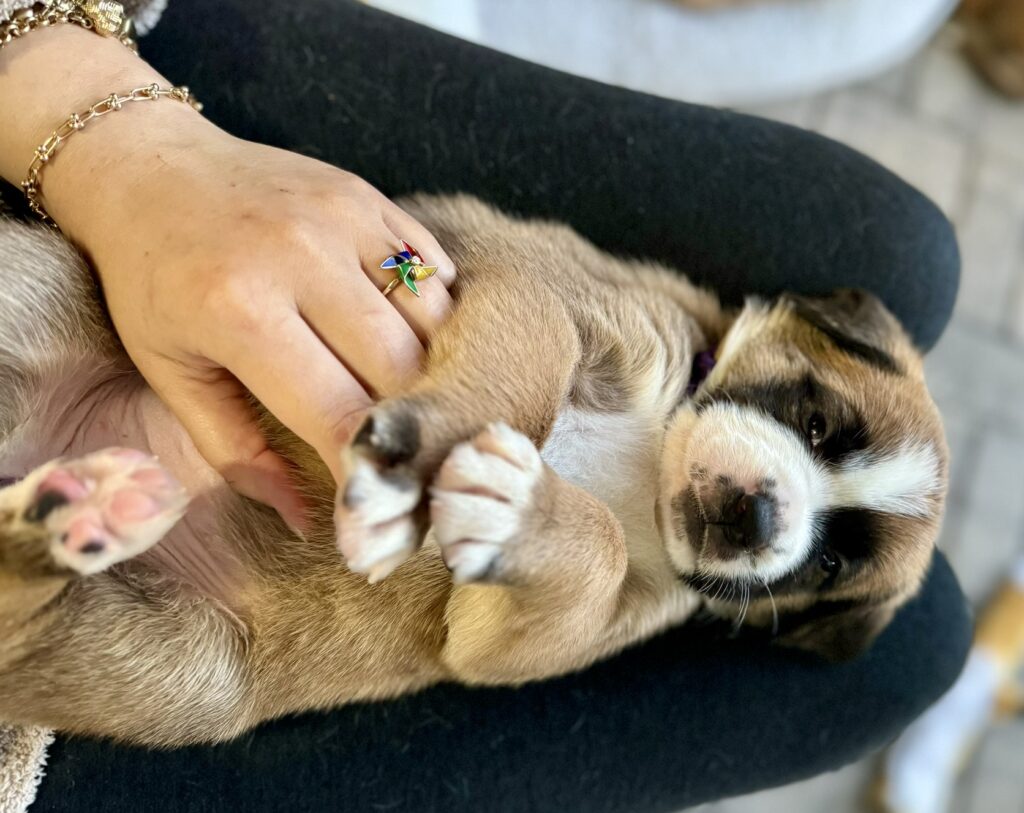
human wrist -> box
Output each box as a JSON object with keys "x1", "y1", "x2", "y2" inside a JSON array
[
  {"x1": 0, "y1": 20, "x2": 213, "y2": 240},
  {"x1": 39, "y1": 91, "x2": 220, "y2": 246},
  {"x1": 0, "y1": 23, "x2": 158, "y2": 175}
]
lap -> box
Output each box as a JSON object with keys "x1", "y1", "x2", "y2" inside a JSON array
[{"x1": 34, "y1": 552, "x2": 969, "y2": 812}]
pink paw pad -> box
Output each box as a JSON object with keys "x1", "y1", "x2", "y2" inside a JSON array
[
  {"x1": 62, "y1": 515, "x2": 111, "y2": 556},
  {"x1": 35, "y1": 469, "x2": 89, "y2": 504},
  {"x1": 22, "y1": 447, "x2": 189, "y2": 575},
  {"x1": 109, "y1": 490, "x2": 162, "y2": 523}
]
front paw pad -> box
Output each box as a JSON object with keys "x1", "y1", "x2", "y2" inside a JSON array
[{"x1": 431, "y1": 423, "x2": 542, "y2": 583}]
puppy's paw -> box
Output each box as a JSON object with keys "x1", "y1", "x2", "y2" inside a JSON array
[
  {"x1": 13, "y1": 448, "x2": 188, "y2": 576},
  {"x1": 335, "y1": 446, "x2": 423, "y2": 584},
  {"x1": 431, "y1": 422, "x2": 543, "y2": 583}
]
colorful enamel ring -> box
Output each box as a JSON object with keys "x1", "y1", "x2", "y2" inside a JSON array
[{"x1": 380, "y1": 240, "x2": 438, "y2": 298}]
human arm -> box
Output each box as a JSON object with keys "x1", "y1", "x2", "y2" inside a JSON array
[{"x1": 0, "y1": 19, "x2": 455, "y2": 529}]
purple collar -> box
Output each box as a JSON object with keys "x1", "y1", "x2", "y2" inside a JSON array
[
  {"x1": 686, "y1": 347, "x2": 717, "y2": 396},
  {"x1": 0, "y1": 476, "x2": 19, "y2": 489}
]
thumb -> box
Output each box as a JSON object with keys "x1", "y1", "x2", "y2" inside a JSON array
[{"x1": 148, "y1": 364, "x2": 310, "y2": 533}]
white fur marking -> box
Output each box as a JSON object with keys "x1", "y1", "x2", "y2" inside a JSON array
[
  {"x1": 665, "y1": 402, "x2": 826, "y2": 584},
  {"x1": 542, "y1": 406, "x2": 673, "y2": 579},
  {"x1": 336, "y1": 456, "x2": 423, "y2": 580},
  {"x1": 542, "y1": 408, "x2": 660, "y2": 522},
  {"x1": 827, "y1": 444, "x2": 940, "y2": 517}
]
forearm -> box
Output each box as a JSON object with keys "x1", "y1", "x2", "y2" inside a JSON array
[{"x1": 0, "y1": 22, "x2": 212, "y2": 244}]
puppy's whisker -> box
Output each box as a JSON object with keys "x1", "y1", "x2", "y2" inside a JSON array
[
  {"x1": 732, "y1": 584, "x2": 750, "y2": 632},
  {"x1": 761, "y1": 577, "x2": 779, "y2": 636}
]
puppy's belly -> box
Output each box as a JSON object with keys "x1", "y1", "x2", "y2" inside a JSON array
[
  {"x1": 542, "y1": 407, "x2": 698, "y2": 632},
  {"x1": 1, "y1": 374, "x2": 248, "y2": 606}
]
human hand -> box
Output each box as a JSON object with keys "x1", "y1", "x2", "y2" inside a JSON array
[{"x1": 48, "y1": 108, "x2": 454, "y2": 530}]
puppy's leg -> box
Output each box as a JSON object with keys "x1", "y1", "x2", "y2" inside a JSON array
[
  {"x1": 0, "y1": 450, "x2": 250, "y2": 745},
  {"x1": 337, "y1": 275, "x2": 581, "y2": 580},
  {"x1": 431, "y1": 423, "x2": 628, "y2": 682}
]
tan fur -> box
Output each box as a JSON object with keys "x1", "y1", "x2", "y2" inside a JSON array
[
  {"x1": 0, "y1": 194, "x2": 944, "y2": 744},
  {"x1": 960, "y1": 0, "x2": 1024, "y2": 98}
]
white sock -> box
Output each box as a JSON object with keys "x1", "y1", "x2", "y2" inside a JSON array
[{"x1": 882, "y1": 649, "x2": 1000, "y2": 813}]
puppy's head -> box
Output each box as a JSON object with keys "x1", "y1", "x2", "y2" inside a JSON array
[{"x1": 659, "y1": 289, "x2": 947, "y2": 661}]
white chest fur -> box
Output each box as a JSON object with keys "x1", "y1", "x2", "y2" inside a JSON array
[
  {"x1": 540, "y1": 406, "x2": 699, "y2": 640},
  {"x1": 541, "y1": 407, "x2": 664, "y2": 551}
]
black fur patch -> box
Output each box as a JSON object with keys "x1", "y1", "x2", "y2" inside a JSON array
[
  {"x1": 24, "y1": 490, "x2": 69, "y2": 524},
  {"x1": 789, "y1": 296, "x2": 901, "y2": 374},
  {"x1": 815, "y1": 507, "x2": 880, "y2": 563},
  {"x1": 677, "y1": 507, "x2": 884, "y2": 602},
  {"x1": 353, "y1": 410, "x2": 421, "y2": 467},
  {"x1": 697, "y1": 375, "x2": 869, "y2": 466}
]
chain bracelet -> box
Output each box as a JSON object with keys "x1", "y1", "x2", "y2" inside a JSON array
[
  {"x1": 1, "y1": 1, "x2": 137, "y2": 52},
  {"x1": 22, "y1": 83, "x2": 203, "y2": 228}
]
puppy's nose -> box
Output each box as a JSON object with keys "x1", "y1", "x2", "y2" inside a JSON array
[{"x1": 720, "y1": 492, "x2": 776, "y2": 551}]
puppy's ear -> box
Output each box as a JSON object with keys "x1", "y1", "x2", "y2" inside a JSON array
[
  {"x1": 777, "y1": 601, "x2": 896, "y2": 663},
  {"x1": 785, "y1": 289, "x2": 903, "y2": 374}
]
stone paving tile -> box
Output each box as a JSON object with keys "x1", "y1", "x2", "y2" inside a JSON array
[
  {"x1": 1009, "y1": 277, "x2": 1024, "y2": 345},
  {"x1": 952, "y1": 721, "x2": 1024, "y2": 813},
  {"x1": 924, "y1": 320, "x2": 1024, "y2": 434},
  {"x1": 952, "y1": 151, "x2": 1024, "y2": 336},
  {"x1": 818, "y1": 89, "x2": 970, "y2": 216},
  {"x1": 910, "y1": 26, "x2": 990, "y2": 132},
  {"x1": 860, "y1": 52, "x2": 919, "y2": 105},
  {"x1": 977, "y1": 94, "x2": 1024, "y2": 169},
  {"x1": 924, "y1": 318, "x2": 1024, "y2": 605},
  {"x1": 944, "y1": 431, "x2": 1024, "y2": 603}
]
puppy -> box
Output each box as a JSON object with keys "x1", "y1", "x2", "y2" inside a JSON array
[{"x1": 0, "y1": 194, "x2": 947, "y2": 745}]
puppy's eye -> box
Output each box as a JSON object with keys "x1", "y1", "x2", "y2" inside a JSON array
[
  {"x1": 820, "y1": 549, "x2": 841, "y2": 575},
  {"x1": 807, "y1": 413, "x2": 827, "y2": 446}
]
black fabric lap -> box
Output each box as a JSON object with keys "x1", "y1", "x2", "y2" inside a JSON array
[{"x1": 34, "y1": 553, "x2": 969, "y2": 813}]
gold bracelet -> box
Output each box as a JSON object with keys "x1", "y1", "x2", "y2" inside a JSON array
[
  {"x1": 22, "y1": 83, "x2": 203, "y2": 228},
  {"x1": 1, "y1": 1, "x2": 137, "y2": 53}
]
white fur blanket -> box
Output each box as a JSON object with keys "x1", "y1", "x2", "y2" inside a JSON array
[{"x1": 0, "y1": 727, "x2": 52, "y2": 813}]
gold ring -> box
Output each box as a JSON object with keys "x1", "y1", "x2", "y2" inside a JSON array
[{"x1": 379, "y1": 240, "x2": 438, "y2": 298}]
